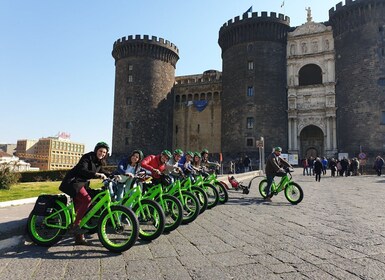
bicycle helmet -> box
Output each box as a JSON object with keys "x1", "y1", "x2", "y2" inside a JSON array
[
  {"x1": 194, "y1": 152, "x2": 201, "y2": 158},
  {"x1": 274, "y1": 147, "x2": 282, "y2": 152},
  {"x1": 186, "y1": 151, "x2": 194, "y2": 157},
  {"x1": 201, "y1": 148, "x2": 209, "y2": 154},
  {"x1": 173, "y1": 149, "x2": 184, "y2": 156},
  {"x1": 94, "y1": 141, "x2": 109, "y2": 153},
  {"x1": 161, "y1": 149, "x2": 172, "y2": 158},
  {"x1": 131, "y1": 149, "x2": 144, "y2": 161}
]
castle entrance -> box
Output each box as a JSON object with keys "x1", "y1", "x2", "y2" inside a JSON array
[{"x1": 300, "y1": 125, "x2": 324, "y2": 158}]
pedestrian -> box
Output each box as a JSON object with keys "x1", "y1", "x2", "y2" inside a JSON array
[
  {"x1": 321, "y1": 157, "x2": 328, "y2": 175},
  {"x1": 314, "y1": 157, "x2": 323, "y2": 182},
  {"x1": 302, "y1": 158, "x2": 308, "y2": 176},
  {"x1": 329, "y1": 158, "x2": 337, "y2": 177},
  {"x1": 308, "y1": 157, "x2": 314, "y2": 176},
  {"x1": 243, "y1": 155, "x2": 251, "y2": 172},
  {"x1": 373, "y1": 156, "x2": 384, "y2": 176},
  {"x1": 59, "y1": 141, "x2": 110, "y2": 246}
]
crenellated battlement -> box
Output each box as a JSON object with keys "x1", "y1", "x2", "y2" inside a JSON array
[
  {"x1": 218, "y1": 11, "x2": 291, "y2": 52},
  {"x1": 112, "y1": 34, "x2": 179, "y2": 67},
  {"x1": 329, "y1": 0, "x2": 385, "y2": 36},
  {"x1": 220, "y1": 11, "x2": 290, "y2": 31},
  {"x1": 113, "y1": 34, "x2": 179, "y2": 54}
]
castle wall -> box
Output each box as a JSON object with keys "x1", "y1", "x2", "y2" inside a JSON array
[
  {"x1": 218, "y1": 12, "x2": 290, "y2": 158},
  {"x1": 173, "y1": 71, "x2": 222, "y2": 153},
  {"x1": 329, "y1": 0, "x2": 385, "y2": 158},
  {"x1": 111, "y1": 35, "x2": 179, "y2": 158}
]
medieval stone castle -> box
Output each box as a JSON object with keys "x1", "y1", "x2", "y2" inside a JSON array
[{"x1": 111, "y1": 0, "x2": 385, "y2": 164}]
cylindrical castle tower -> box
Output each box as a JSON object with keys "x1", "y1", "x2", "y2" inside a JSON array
[
  {"x1": 329, "y1": 0, "x2": 385, "y2": 158},
  {"x1": 111, "y1": 35, "x2": 179, "y2": 158},
  {"x1": 218, "y1": 12, "x2": 291, "y2": 157}
]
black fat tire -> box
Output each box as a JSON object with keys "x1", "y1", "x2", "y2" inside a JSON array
[
  {"x1": 284, "y1": 182, "x2": 304, "y2": 205},
  {"x1": 215, "y1": 182, "x2": 229, "y2": 204},
  {"x1": 202, "y1": 183, "x2": 219, "y2": 209},
  {"x1": 258, "y1": 179, "x2": 268, "y2": 198},
  {"x1": 191, "y1": 186, "x2": 208, "y2": 214},
  {"x1": 27, "y1": 203, "x2": 66, "y2": 247},
  {"x1": 133, "y1": 199, "x2": 165, "y2": 241},
  {"x1": 179, "y1": 190, "x2": 200, "y2": 225},
  {"x1": 157, "y1": 194, "x2": 183, "y2": 233},
  {"x1": 97, "y1": 205, "x2": 139, "y2": 253}
]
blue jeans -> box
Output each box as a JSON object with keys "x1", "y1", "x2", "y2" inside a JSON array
[{"x1": 265, "y1": 175, "x2": 274, "y2": 197}]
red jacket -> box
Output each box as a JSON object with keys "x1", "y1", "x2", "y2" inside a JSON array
[{"x1": 141, "y1": 154, "x2": 166, "y2": 178}]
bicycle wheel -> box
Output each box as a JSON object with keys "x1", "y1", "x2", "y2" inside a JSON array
[
  {"x1": 191, "y1": 186, "x2": 208, "y2": 214},
  {"x1": 258, "y1": 179, "x2": 268, "y2": 198},
  {"x1": 215, "y1": 182, "x2": 229, "y2": 204},
  {"x1": 284, "y1": 182, "x2": 304, "y2": 204},
  {"x1": 133, "y1": 199, "x2": 165, "y2": 241},
  {"x1": 27, "y1": 203, "x2": 67, "y2": 247},
  {"x1": 202, "y1": 183, "x2": 219, "y2": 209},
  {"x1": 98, "y1": 205, "x2": 139, "y2": 253},
  {"x1": 179, "y1": 190, "x2": 200, "y2": 225},
  {"x1": 157, "y1": 194, "x2": 183, "y2": 233}
]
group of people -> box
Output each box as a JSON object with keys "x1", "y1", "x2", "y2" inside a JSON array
[{"x1": 59, "y1": 142, "x2": 219, "y2": 246}]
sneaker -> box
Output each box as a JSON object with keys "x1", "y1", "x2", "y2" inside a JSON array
[
  {"x1": 264, "y1": 197, "x2": 272, "y2": 202},
  {"x1": 74, "y1": 234, "x2": 91, "y2": 246}
]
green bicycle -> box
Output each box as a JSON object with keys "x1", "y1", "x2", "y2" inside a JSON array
[
  {"x1": 250, "y1": 167, "x2": 304, "y2": 204},
  {"x1": 27, "y1": 184, "x2": 139, "y2": 253}
]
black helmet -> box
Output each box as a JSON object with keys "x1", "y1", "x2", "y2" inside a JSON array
[
  {"x1": 131, "y1": 149, "x2": 144, "y2": 161},
  {"x1": 94, "y1": 141, "x2": 109, "y2": 153}
]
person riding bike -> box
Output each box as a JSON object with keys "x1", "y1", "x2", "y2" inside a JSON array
[
  {"x1": 264, "y1": 147, "x2": 291, "y2": 202},
  {"x1": 200, "y1": 149, "x2": 220, "y2": 174},
  {"x1": 164, "y1": 149, "x2": 185, "y2": 181},
  {"x1": 111, "y1": 149, "x2": 144, "y2": 201},
  {"x1": 141, "y1": 150, "x2": 172, "y2": 185},
  {"x1": 59, "y1": 141, "x2": 110, "y2": 245},
  {"x1": 179, "y1": 151, "x2": 196, "y2": 176}
]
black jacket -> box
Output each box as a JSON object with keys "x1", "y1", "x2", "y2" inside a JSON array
[{"x1": 59, "y1": 151, "x2": 108, "y2": 197}]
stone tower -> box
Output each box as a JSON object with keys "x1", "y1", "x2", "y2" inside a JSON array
[
  {"x1": 111, "y1": 35, "x2": 179, "y2": 158},
  {"x1": 218, "y1": 12, "x2": 291, "y2": 158},
  {"x1": 329, "y1": 0, "x2": 385, "y2": 158}
]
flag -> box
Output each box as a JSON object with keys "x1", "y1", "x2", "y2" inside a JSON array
[
  {"x1": 245, "y1": 6, "x2": 252, "y2": 13},
  {"x1": 281, "y1": 1, "x2": 285, "y2": 8}
]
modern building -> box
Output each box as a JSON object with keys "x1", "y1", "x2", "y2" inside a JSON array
[{"x1": 16, "y1": 137, "x2": 85, "y2": 170}]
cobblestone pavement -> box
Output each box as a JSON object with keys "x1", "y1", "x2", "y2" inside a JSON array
[{"x1": 1, "y1": 172, "x2": 385, "y2": 279}]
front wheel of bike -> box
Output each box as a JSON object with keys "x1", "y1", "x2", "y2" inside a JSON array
[
  {"x1": 215, "y1": 182, "x2": 229, "y2": 204},
  {"x1": 133, "y1": 199, "x2": 165, "y2": 241},
  {"x1": 202, "y1": 183, "x2": 219, "y2": 209},
  {"x1": 98, "y1": 205, "x2": 139, "y2": 253},
  {"x1": 157, "y1": 194, "x2": 183, "y2": 233},
  {"x1": 179, "y1": 190, "x2": 200, "y2": 225},
  {"x1": 27, "y1": 203, "x2": 67, "y2": 247},
  {"x1": 191, "y1": 186, "x2": 208, "y2": 214},
  {"x1": 284, "y1": 182, "x2": 304, "y2": 205}
]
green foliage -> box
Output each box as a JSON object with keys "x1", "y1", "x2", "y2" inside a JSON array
[{"x1": 0, "y1": 166, "x2": 21, "y2": 190}]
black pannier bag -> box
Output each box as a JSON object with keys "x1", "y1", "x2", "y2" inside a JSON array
[{"x1": 31, "y1": 194, "x2": 68, "y2": 216}]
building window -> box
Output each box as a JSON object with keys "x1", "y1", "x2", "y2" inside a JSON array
[
  {"x1": 175, "y1": 125, "x2": 178, "y2": 134},
  {"x1": 128, "y1": 64, "x2": 133, "y2": 71},
  {"x1": 197, "y1": 124, "x2": 200, "y2": 133},
  {"x1": 125, "y1": 121, "x2": 131, "y2": 129},
  {"x1": 126, "y1": 97, "x2": 132, "y2": 105},
  {"x1": 128, "y1": 75, "x2": 133, "y2": 83},
  {"x1": 248, "y1": 61, "x2": 254, "y2": 70},
  {"x1": 246, "y1": 138, "x2": 254, "y2": 147},
  {"x1": 246, "y1": 117, "x2": 254, "y2": 129},
  {"x1": 247, "y1": 86, "x2": 254, "y2": 96}
]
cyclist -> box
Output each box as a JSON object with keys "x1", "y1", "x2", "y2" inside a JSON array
[
  {"x1": 59, "y1": 141, "x2": 110, "y2": 245},
  {"x1": 111, "y1": 149, "x2": 144, "y2": 201},
  {"x1": 200, "y1": 149, "x2": 220, "y2": 173},
  {"x1": 164, "y1": 149, "x2": 185, "y2": 180},
  {"x1": 264, "y1": 147, "x2": 291, "y2": 201},
  {"x1": 192, "y1": 152, "x2": 203, "y2": 173},
  {"x1": 141, "y1": 150, "x2": 172, "y2": 185},
  {"x1": 179, "y1": 151, "x2": 195, "y2": 176}
]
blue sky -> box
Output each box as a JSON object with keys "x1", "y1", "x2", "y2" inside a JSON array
[{"x1": 0, "y1": 0, "x2": 339, "y2": 153}]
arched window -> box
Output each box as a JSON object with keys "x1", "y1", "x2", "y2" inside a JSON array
[{"x1": 299, "y1": 64, "x2": 322, "y2": 86}]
